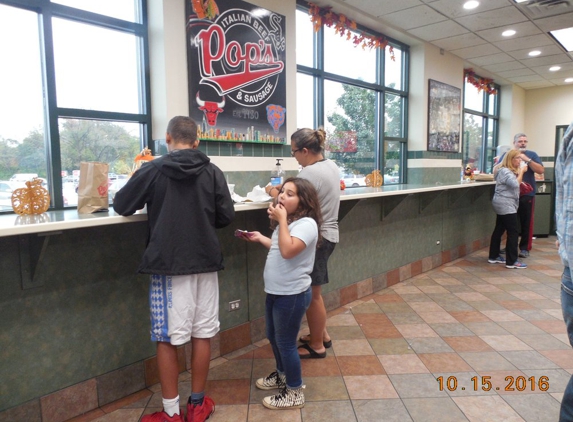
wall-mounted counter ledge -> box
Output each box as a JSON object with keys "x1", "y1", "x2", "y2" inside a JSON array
[{"x1": 0, "y1": 181, "x2": 494, "y2": 238}]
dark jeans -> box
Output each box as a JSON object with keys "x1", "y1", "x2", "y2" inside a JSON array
[
  {"x1": 518, "y1": 195, "x2": 534, "y2": 251},
  {"x1": 265, "y1": 288, "x2": 311, "y2": 389},
  {"x1": 560, "y1": 266, "x2": 573, "y2": 422},
  {"x1": 489, "y1": 213, "x2": 519, "y2": 265}
]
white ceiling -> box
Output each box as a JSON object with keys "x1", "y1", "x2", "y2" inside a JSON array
[{"x1": 334, "y1": 0, "x2": 573, "y2": 89}]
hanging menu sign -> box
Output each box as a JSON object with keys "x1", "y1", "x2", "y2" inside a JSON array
[{"x1": 186, "y1": 0, "x2": 287, "y2": 144}]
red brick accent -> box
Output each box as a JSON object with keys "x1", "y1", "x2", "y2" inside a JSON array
[{"x1": 219, "y1": 323, "x2": 251, "y2": 356}]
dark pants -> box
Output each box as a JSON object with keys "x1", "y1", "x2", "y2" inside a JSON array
[
  {"x1": 518, "y1": 195, "x2": 534, "y2": 251},
  {"x1": 489, "y1": 213, "x2": 519, "y2": 265}
]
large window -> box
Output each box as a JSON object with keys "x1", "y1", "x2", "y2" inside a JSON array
[
  {"x1": 295, "y1": 5, "x2": 409, "y2": 186},
  {"x1": 0, "y1": 0, "x2": 150, "y2": 211},
  {"x1": 462, "y1": 78, "x2": 500, "y2": 174}
]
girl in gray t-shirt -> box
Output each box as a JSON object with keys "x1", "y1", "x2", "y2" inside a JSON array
[{"x1": 238, "y1": 177, "x2": 322, "y2": 410}]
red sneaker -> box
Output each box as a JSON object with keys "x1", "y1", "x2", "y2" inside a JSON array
[
  {"x1": 186, "y1": 396, "x2": 215, "y2": 422},
  {"x1": 141, "y1": 410, "x2": 184, "y2": 422}
]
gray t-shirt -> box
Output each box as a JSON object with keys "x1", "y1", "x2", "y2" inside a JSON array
[
  {"x1": 263, "y1": 218, "x2": 318, "y2": 295},
  {"x1": 492, "y1": 167, "x2": 519, "y2": 215},
  {"x1": 298, "y1": 159, "x2": 340, "y2": 243}
]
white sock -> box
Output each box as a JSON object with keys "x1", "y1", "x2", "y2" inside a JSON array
[{"x1": 163, "y1": 395, "x2": 180, "y2": 417}]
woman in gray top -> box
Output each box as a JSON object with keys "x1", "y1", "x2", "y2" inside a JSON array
[
  {"x1": 488, "y1": 149, "x2": 528, "y2": 269},
  {"x1": 268, "y1": 128, "x2": 340, "y2": 358}
]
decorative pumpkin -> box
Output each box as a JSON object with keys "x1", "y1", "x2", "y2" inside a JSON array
[
  {"x1": 365, "y1": 170, "x2": 383, "y2": 187},
  {"x1": 132, "y1": 148, "x2": 155, "y2": 173},
  {"x1": 11, "y1": 178, "x2": 50, "y2": 215}
]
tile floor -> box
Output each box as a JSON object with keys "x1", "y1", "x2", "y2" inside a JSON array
[{"x1": 70, "y1": 236, "x2": 572, "y2": 422}]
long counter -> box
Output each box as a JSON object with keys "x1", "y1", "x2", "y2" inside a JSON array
[
  {"x1": 1, "y1": 180, "x2": 496, "y2": 419},
  {"x1": 0, "y1": 181, "x2": 494, "y2": 237}
]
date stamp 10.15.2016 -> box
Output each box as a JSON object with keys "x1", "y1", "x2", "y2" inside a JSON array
[{"x1": 437, "y1": 375, "x2": 549, "y2": 392}]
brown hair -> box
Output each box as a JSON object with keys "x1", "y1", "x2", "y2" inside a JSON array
[
  {"x1": 500, "y1": 149, "x2": 521, "y2": 174},
  {"x1": 270, "y1": 177, "x2": 323, "y2": 245},
  {"x1": 166, "y1": 116, "x2": 198, "y2": 145},
  {"x1": 291, "y1": 128, "x2": 327, "y2": 154}
]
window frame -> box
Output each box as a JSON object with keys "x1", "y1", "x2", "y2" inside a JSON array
[
  {"x1": 462, "y1": 76, "x2": 500, "y2": 174},
  {"x1": 0, "y1": 0, "x2": 151, "y2": 210},
  {"x1": 295, "y1": 1, "x2": 409, "y2": 184}
]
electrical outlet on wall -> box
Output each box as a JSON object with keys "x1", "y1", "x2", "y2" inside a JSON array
[{"x1": 229, "y1": 300, "x2": 241, "y2": 311}]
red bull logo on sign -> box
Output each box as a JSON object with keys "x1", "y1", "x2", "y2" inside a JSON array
[{"x1": 196, "y1": 93, "x2": 225, "y2": 127}]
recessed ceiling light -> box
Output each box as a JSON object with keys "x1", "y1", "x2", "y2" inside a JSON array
[
  {"x1": 513, "y1": 0, "x2": 528, "y2": 3},
  {"x1": 550, "y1": 27, "x2": 573, "y2": 52},
  {"x1": 549, "y1": 66, "x2": 561, "y2": 71},
  {"x1": 463, "y1": 1, "x2": 479, "y2": 9},
  {"x1": 566, "y1": 78, "x2": 573, "y2": 83},
  {"x1": 502, "y1": 30, "x2": 516, "y2": 37},
  {"x1": 528, "y1": 50, "x2": 541, "y2": 56}
]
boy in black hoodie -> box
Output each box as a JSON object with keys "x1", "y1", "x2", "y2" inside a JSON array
[{"x1": 114, "y1": 116, "x2": 235, "y2": 422}]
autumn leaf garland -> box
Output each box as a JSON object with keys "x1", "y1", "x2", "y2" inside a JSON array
[
  {"x1": 308, "y1": 2, "x2": 394, "y2": 60},
  {"x1": 464, "y1": 68, "x2": 497, "y2": 95}
]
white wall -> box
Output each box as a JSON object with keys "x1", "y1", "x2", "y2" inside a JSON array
[
  {"x1": 524, "y1": 85, "x2": 573, "y2": 158},
  {"x1": 499, "y1": 84, "x2": 525, "y2": 148}
]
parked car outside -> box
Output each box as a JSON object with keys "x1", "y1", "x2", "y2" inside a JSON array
[
  {"x1": 108, "y1": 178, "x2": 129, "y2": 203},
  {"x1": 0, "y1": 181, "x2": 13, "y2": 210},
  {"x1": 342, "y1": 174, "x2": 366, "y2": 187},
  {"x1": 384, "y1": 171, "x2": 399, "y2": 184}
]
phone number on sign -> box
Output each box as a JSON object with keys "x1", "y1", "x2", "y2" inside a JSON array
[{"x1": 437, "y1": 376, "x2": 549, "y2": 392}]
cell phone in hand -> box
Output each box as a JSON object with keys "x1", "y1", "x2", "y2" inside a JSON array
[{"x1": 234, "y1": 229, "x2": 252, "y2": 239}]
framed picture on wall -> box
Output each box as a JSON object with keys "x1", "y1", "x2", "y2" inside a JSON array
[
  {"x1": 427, "y1": 79, "x2": 461, "y2": 152},
  {"x1": 186, "y1": 0, "x2": 287, "y2": 145}
]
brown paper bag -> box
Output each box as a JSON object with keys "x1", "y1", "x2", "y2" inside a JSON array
[{"x1": 77, "y1": 161, "x2": 109, "y2": 213}]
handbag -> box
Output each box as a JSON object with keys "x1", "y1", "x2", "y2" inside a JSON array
[{"x1": 520, "y1": 182, "x2": 534, "y2": 196}]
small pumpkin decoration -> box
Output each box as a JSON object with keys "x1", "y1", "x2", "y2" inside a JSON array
[
  {"x1": 132, "y1": 148, "x2": 154, "y2": 173},
  {"x1": 11, "y1": 178, "x2": 50, "y2": 215},
  {"x1": 365, "y1": 170, "x2": 383, "y2": 187}
]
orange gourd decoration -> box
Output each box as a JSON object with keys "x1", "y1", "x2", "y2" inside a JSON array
[
  {"x1": 11, "y1": 178, "x2": 50, "y2": 215},
  {"x1": 192, "y1": 0, "x2": 220, "y2": 20},
  {"x1": 132, "y1": 148, "x2": 154, "y2": 173},
  {"x1": 365, "y1": 170, "x2": 383, "y2": 187}
]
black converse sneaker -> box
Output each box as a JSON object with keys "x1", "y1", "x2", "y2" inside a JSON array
[
  {"x1": 262, "y1": 386, "x2": 305, "y2": 410},
  {"x1": 256, "y1": 371, "x2": 286, "y2": 390}
]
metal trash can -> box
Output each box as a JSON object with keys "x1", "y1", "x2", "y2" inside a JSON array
[{"x1": 533, "y1": 180, "x2": 552, "y2": 237}]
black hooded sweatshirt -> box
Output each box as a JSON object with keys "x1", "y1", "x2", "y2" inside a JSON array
[{"x1": 113, "y1": 148, "x2": 235, "y2": 275}]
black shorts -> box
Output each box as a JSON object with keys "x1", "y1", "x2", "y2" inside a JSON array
[{"x1": 310, "y1": 239, "x2": 336, "y2": 286}]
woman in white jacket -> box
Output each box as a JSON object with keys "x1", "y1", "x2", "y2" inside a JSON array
[{"x1": 488, "y1": 149, "x2": 528, "y2": 269}]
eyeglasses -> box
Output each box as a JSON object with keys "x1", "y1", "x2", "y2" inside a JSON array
[{"x1": 290, "y1": 148, "x2": 302, "y2": 157}]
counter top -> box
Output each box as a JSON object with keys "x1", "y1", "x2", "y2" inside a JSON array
[{"x1": 0, "y1": 181, "x2": 494, "y2": 237}]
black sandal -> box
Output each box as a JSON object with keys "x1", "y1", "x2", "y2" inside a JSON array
[
  {"x1": 297, "y1": 343, "x2": 326, "y2": 359},
  {"x1": 298, "y1": 335, "x2": 332, "y2": 349}
]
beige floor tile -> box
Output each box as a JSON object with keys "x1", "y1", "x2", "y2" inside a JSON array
[
  {"x1": 452, "y1": 395, "x2": 525, "y2": 421},
  {"x1": 344, "y1": 375, "x2": 399, "y2": 399},
  {"x1": 378, "y1": 354, "x2": 430, "y2": 374}
]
